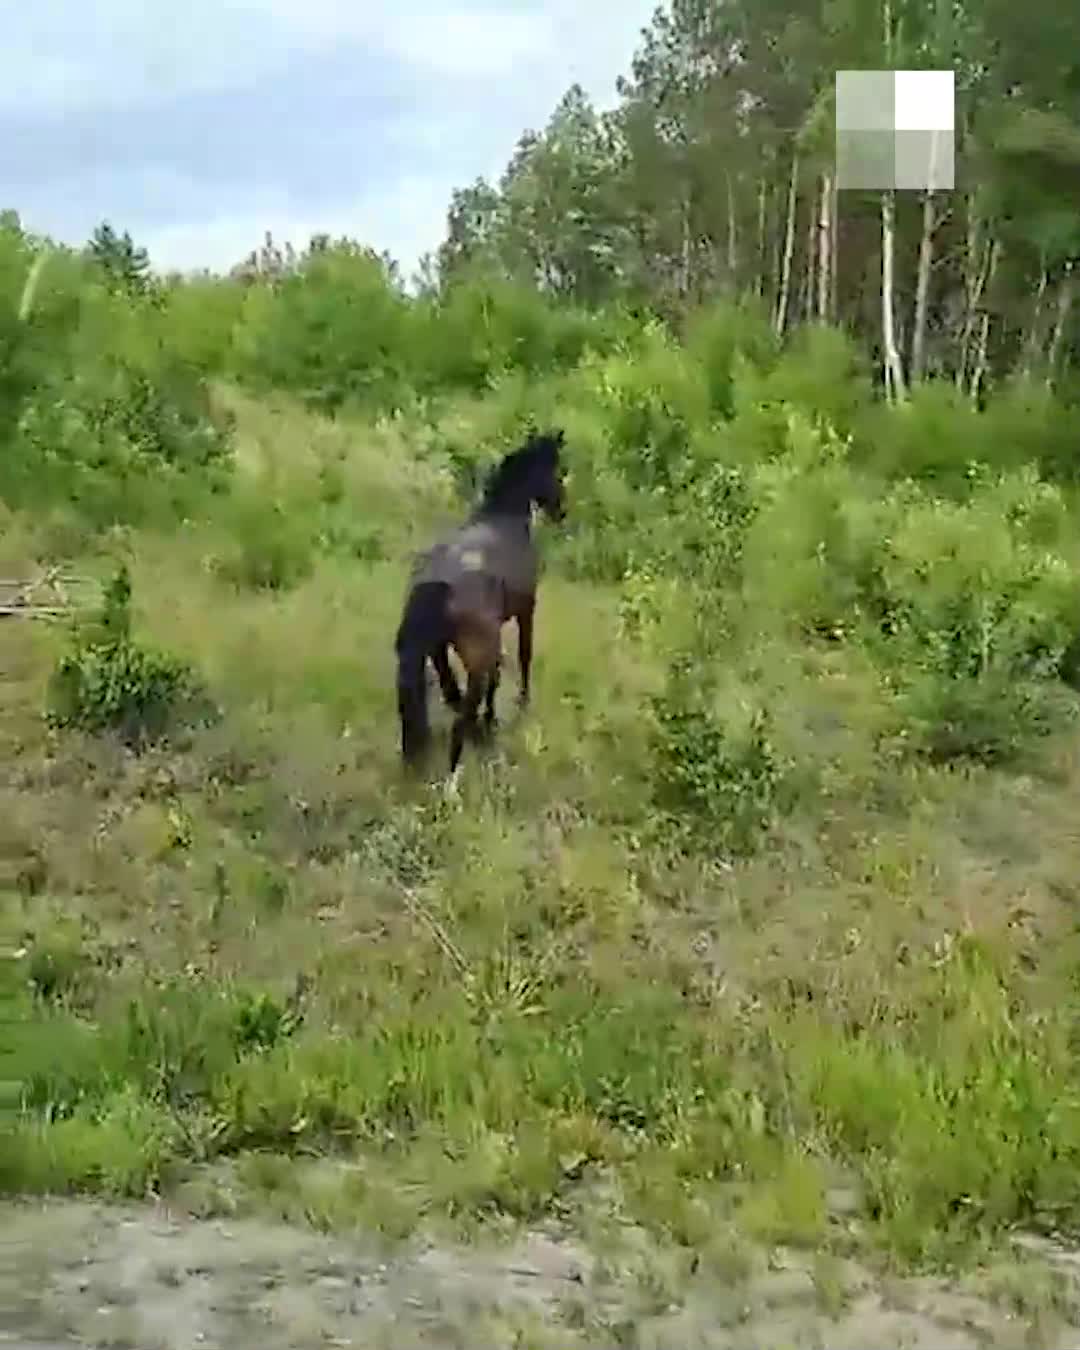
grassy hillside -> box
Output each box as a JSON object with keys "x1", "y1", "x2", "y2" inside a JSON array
[{"x1": 6, "y1": 228, "x2": 1080, "y2": 1285}]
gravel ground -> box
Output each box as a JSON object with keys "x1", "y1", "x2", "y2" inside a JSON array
[{"x1": 2, "y1": 1198, "x2": 1080, "y2": 1348}]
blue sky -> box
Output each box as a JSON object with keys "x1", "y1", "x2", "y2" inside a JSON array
[{"x1": 4, "y1": 0, "x2": 657, "y2": 278}]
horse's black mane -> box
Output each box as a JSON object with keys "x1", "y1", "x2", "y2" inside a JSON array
[{"x1": 480, "y1": 429, "x2": 563, "y2": 507}]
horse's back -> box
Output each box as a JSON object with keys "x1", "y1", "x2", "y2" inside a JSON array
[{"x1": 410, "y1": 518, "x2": 536, "y2": 597}]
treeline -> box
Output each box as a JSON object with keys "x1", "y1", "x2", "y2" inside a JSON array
[
  {"x1": 439, "y1": 0, "x2": 1080, "y2": 401},
  {"x1": 0, "y1": 211, "x2": 637, "y2": 528},
  {"x1": 0, "y1": 0, "x2": 1078, "y2": 534}
]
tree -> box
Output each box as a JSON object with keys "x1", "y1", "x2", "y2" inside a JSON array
[
  {"x1": 436, "y1": 179, "x2": 505, "y2": 288},
  {"x1": 424, "y1": 0, "x2": 1079, "y2": 398},
  {"x1": 87, "y1": 221, "x2": 151, "y2": 298}
]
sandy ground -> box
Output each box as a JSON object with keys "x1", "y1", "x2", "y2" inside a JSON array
[{"x1": 4, "y1": 1198, "x2": 1080, "y2": 1348}]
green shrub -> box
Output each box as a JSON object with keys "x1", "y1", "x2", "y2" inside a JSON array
[
  {"x1": 677, "y1": 461, "x2": 759, "y2": 585},
  {"x1": 46, "y1": 564, "x2": 210, "y2": 745},
  {"x1": 683, "y1": 300, "x2": 779, "y2": 419},
  {"x1": 735, "y1": 412, "x2": 881, "y2": 639},
  {"x1": 1, "y1": 248, "x2": 232, "y2": 527},
  {"x1": 728, "y1": 325, "x2": 872, "y2": 463},
  {"x1": 156, "y1": 274, "x2": 245, "y2": 374},
  {"x1": 855, "y1": 382, "x2": 1013, "y2": 491},
  {"x1": 975, "y1": 377, "x2": 1080, "y2": 487},
  {"x1": 411, "y1": 272, "x2": 619, "y2": 397},
  {"x1": 857, "y1": 476, "x2": 1080, "y2": 763},
  {"x1": 898, "y1": 668, "x2": 1075, "y2": 765},
  {"x1": 210, "y1": 497, "x2": 316, "y2": 591},
  {"x1": 575, "y1": 324, "x2": 710, "y2": 491},
  {"x1": 232, "y1": 245, "x2": 412, "y2": 415},
  {"x1": 649, "y1": 656, "x2": 794, "y2": 857}
]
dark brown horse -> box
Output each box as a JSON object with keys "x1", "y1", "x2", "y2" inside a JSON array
[{"x1": 395, "y1": 429, "x2": 566, "y2": 774}]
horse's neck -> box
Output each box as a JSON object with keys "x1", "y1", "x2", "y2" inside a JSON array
[{"x1": 470, "y1": 506, "x2": 531, "y2": 541}]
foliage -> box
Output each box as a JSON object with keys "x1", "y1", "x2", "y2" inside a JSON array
[
  {"x1": 87, "y1": 222, "x2": 152, "y2": 299},
  {"x1": 0, "y1": 223, "x2": 232, "y2": 529},
  {"x1": 1, "y1": 8, "x2": 1080, "y2": 1277},
  {"x1": 230, "y1": 244, "x2": 412, "y2": 414},
  {"x1": 649, "y1": 658, "x2": 793, "y2": 857},
  {"x1": 46, "y1": 564, "x2": 210, "y2": 746}
]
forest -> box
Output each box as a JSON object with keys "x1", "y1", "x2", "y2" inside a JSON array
[{"x1": 3, "y1": 0, "x2": 1080, "y2": 1341}]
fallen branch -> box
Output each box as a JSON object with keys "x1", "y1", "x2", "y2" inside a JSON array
[
  {"x1": 400, "y1": 886, "x2": 474, "y2": 988},
  {"x1": 0, "y1": 568, "x2": 98, "y2": 619},
  {"x1": 0, "y1": 606, "x2": 72, "y2": 619}
]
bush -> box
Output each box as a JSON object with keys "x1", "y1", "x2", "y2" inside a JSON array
[
  {"x1": 898, "y1": 669, "x2": 1075, "y2": 765},
  {"x1": 683, "y1": 300, "x2": 779, "y2": 420},
  {"x1": 861, "y1": 477, "x2": 1080, "y2": 763},
  {"x1": 209, "y1": 496, "x2": 317, "y2": 592},
  {"x1": 411, "y1": 271, "x2": 621, "y2": 398},
  {"x1": 0, "y1": 240, "x2": 232, "y2": 528},
  {"x1": 231, "y1": 245, "x2": 412, "y2": 415},
  {"x1": 574, "y1": 323, "x2": 711, "y2": 492},
  {"x1": 46, "y1": 564, "x2": 211, "y2": 746},
  {"x1": 727, "y1": 324, "x2": 872, "y2": 463},
  {"x1": 734, "y1": 411, "x2": 881, "y2": 640},
  {"x1": 649, "y1": 655, "x2": 794, "y2": 857}
]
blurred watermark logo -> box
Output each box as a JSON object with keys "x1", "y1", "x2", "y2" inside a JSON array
[{"x1": 836, "y1": 70, "x2": 954, "y2": 191}]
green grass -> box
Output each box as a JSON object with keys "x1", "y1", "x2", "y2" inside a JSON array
[{"x1": 5, "y1": 385, "x2": 1080, "y2": 1276}]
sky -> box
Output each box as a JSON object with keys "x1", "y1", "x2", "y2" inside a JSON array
[{"x1": 3, "y1": 1, "x2": 658, "y2": 279}]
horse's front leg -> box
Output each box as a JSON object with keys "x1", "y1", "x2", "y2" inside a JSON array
[
  {"x1": 431, "y1": 642, "x2": 461, "y2": 709},
  {"x1": 516, "y1": 598, "x2": 534, "y2": 708}
]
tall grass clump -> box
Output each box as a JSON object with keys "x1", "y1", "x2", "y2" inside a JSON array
[{"x1": 46, "y1": 563, "x2": 211, "y2": 746}]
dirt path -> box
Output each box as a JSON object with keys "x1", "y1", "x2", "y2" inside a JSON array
[{"x1": 2, "y1": 1198, "x2": 1079, "y2": 1348}]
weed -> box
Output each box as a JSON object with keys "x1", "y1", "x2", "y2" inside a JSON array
[
  {"x1": 46, "y1": 564, "x2": 212, "y2": 746},
  {"x1": 649, "y1": 658, "x2": 794, "y2": 857}
]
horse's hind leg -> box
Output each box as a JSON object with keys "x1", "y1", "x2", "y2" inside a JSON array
[
  {"x1": 516, "y1": 598, "x2": 535, "y2": 708},
  {"x1": 449, "y1": 668, "x2": 487, "y2": 773},
  {"x1": 431, "y1": 642, "x2": 461, "y2": 709},
  {"x1": 482, "y1": 650, "x2": 501, "y2": 734}
]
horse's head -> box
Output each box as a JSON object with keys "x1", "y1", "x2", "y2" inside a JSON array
[
  {"x1": 483, "y1": 428, "x2": 567, "y2": 521},
  {"x1": 522, "y1": 428, "x2": 566, "y2": 522}
]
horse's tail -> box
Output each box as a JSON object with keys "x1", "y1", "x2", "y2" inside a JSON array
[{"x1": 395, "y1": 581, "x2": 451, "y2": 765}]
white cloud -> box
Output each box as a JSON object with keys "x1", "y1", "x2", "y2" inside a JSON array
[
  {"x1": 141, "y1": 172, "x2": 460, "y2": 279},
  {"x1": 258, "y1": 3, "x2": 553, "y2": 76},
  {"x1": 8, "y1": 0, "x2": 658, "y2": 272},
  {"x1": 383, "y1": 11, "x2": 551, "y2": 76},
  {"x1": 0, "y1": 2, "x2": 271, "y2": 113},
  {"x1": 3, "y1": 0, "x2": 653, "y2": 113}
]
